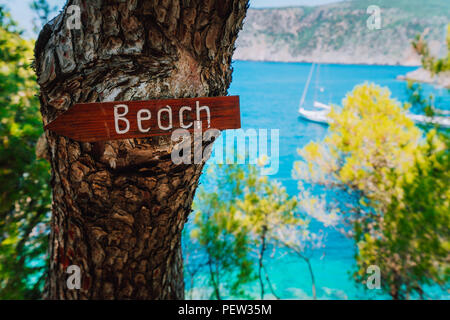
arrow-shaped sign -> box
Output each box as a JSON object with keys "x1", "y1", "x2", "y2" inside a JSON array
[{"x1": 44, "y1": 96, "x2": 241, "y2": 142}]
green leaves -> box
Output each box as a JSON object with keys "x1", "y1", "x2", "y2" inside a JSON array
[
  {"x1": 187, "y1": 163, "x2": 319, "y2": 299},
  {"x1": 356, "y1": 131, "x2": 449, "y2": 299},
  {"x1": 294, "y1": 82, "x2": 449, "y2": 299},
  {"x1": 190, "y1": 164, "x2": 255, "y2": 299},
  {"x1": 412, "y1": 24, "x2": 450, "y2": 74},
  {"x1": 0, "y1": 6, "x2": 51, "y2": 299}
]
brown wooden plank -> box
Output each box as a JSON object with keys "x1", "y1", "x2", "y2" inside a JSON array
[{"x1": 44, "y1": 96, "x2": 241, "y2": 142}]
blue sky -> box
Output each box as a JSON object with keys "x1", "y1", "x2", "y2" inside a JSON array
[{"x1": 0, "y1": 0, "x2": 342, "y2": 38}]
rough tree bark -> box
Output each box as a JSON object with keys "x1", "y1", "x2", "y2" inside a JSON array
[{"x1": 35, "y1": 0, "x2": 248, "y2": 300}]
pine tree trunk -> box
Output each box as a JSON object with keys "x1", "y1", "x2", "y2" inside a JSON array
[{"x1": 35, "y1": 0, "x2": 248, "y2": 300}]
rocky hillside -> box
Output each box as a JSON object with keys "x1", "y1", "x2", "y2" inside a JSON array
[{"x1": 234, "y1": 0, "x2": 450, "y2": 65}]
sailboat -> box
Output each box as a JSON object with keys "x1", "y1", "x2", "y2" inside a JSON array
[
  {"x1": 298, "y1": 63, "x2": 332, "y2": 125},
  {"x1": 298, "y1": 63, "x2": 450, "y2": 128}
]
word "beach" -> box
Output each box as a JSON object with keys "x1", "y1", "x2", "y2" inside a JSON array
[{"x1": 44, "y1": 96, "x2": 241, "y2": 142}]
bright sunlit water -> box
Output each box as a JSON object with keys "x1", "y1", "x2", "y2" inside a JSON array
[{"x1": 185, "y1": 61, "x2": 450, "y2": 300}]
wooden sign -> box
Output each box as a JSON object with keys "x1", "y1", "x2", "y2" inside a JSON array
[{"x1": 44, "y1": 96, "x2": 241, "y2": 142}]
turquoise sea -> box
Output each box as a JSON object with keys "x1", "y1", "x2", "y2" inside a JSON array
[{"x1": 185, "y1": 61, "x2": 450, "y2": 300}]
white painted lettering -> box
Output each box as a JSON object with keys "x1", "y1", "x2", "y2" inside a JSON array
[
  {"x1": 158, "y1": 105, "x2": 173, "y2": 131},
  {"x1": 137, "y1": 109, "x2": 152, "y2": 133},
  {"x1": 196, "y1": 101, "x2": 211, "y2": 128},
  {"x1": 179, "y1": 106, "x2": 193, "y2": 129},
  {"x1": 114, "y1": 104, "x2": 130, "y2": 134}
]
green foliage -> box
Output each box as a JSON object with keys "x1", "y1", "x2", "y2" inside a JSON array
[
  {"x1": 233, "y1": 165, "x2": 300, "y2": 299},
  {"x1": 295, "y1": 83, "x2": 421, "y2": 225},
  {"x1": 355, "y1": 131, "x2": 449, "y2": 299},
  {"x1": 406, "y1": 82, "x2": 436, "y2": 118},
  {"x1": 412, "y1": 24, "x2": 450, "y2": 74},
  {"x1": 188, "y1": 162, "x2": 319, "y2": 299},
  {"x1": 0, "y1": 6, "x2": 51, "y2": 299},
  {"x1": 294, "y1": 83, "x2": 449, "y2": 299},
  {"x1": 190, "y1": 164, "x2": 255, "y2": 300}
]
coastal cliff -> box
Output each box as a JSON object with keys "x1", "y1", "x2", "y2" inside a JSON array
[{"x1": 234, "y1": 0, "x2": 450, "y2": 66}]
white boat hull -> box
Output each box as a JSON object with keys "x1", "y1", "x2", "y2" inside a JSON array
[
  {"x1": 298, "y1": 107, "x2": 330, "y2": 125},
  {"x1": 299, "y1": 102, "x2": 450, "y2": 128}
]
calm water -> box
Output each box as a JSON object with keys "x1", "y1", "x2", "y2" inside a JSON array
[{"x1": 186, "y1": 61, "x2": 449, "y2": 300}]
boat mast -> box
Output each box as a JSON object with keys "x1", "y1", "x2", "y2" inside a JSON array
[
  {"x1": 299, "y1": 63, "x2": 315, "y2": 109},
  {"x1": 314, "y1": 63, "x2": 320, "y2": 103}
]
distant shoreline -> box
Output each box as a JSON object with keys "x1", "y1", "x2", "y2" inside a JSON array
[
  {"x1": 233, "y1": 59, "x2": 420, "y2": 68},
  {"x1": 397, "y1": 68, "x2": 450, "y2": 89}
]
